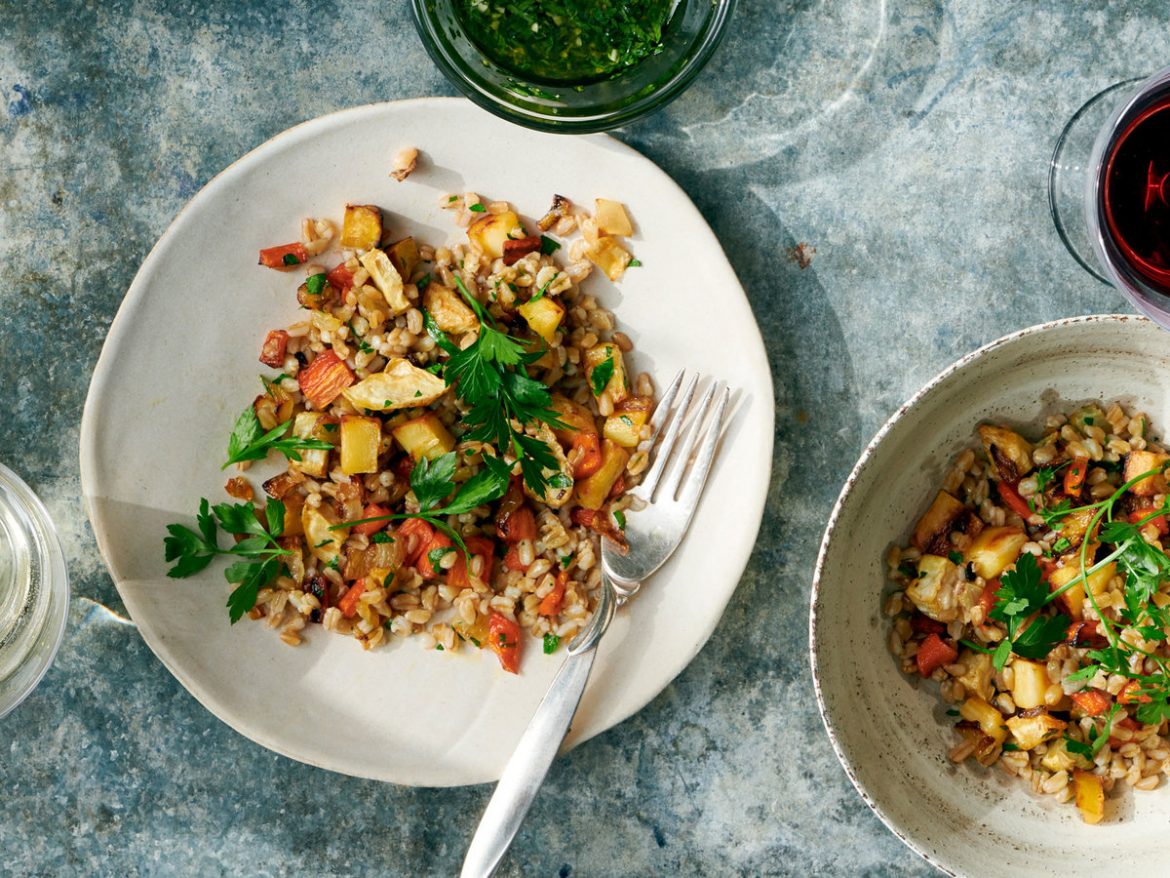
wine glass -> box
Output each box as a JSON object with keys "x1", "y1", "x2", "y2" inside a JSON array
[{"x1": 1049, "y1": 64, "x2": 1170, "y2": 326}]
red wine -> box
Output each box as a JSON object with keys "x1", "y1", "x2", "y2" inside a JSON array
[{"x1": 1102, "y1": 91, "x2": 1170, "y2": 292}]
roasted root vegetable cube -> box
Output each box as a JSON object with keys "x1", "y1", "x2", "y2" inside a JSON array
[
  {"x1": 549, "y1": 394, "x2": 597, "y2": 442},
  {"x1": 468, "y1": 209, "x2": 522, "y2": 259},
  {"x1": 1124, "y1": 449, "x2": 1170, "y2": 496},
  {"x1": 977, "y1": 424, "x2": 1034, "y2": 482},
  {"x1": 424, "y1": 284, "x2": 480, "y2": 334},
  {"x1": 1010, "y1": 659, "x2": 1051, "y2": 710},
  {"x1": 303, "y1": 504, "x2": 347, "y2": 563},
  {"x1": 911, "y1": 490, "x2": 967, "y2": 553},
  {"x1": 1041, "y1": 738, "x2": 1092, "y2": 772},
  {"x1": 502, "y1": 235, "x2": 542, "y2": 266},
  {"x1": 955, "y1": 650, "x2": 994, "y2": 701},
  {"x1": 343, "y1": 358, "x2": 448, "y2": 412},
  {"x1": 586, "y1": 236, "x2": 633, "y2": 281},
  {"x1": 340, "y1": 204, "x2": 383, "y2": 250},
  {"x1": 358, "y1": 249, "x2": 409, "y2": 313},
  {"x1": 959, "y1": 696, "x2": 1007, "y2": 744},
  {"x1": 517, "y1": 296, "x2": 564, "y2": 344},
  {"x1": 1073, "y1": 770, "x2": 1105, "y2": 824},
  {"x1": 575, "y1": 439, "x2": 629, "y2": 510},
  {"x1": 905, "y1": 555, "x2": 961, "y2": 622},
  {"x1": 299, "y1": 350, "x2": 354, "y2": 411},
  {"x1": 1048, "y1": 561, "x2": 1116, "y2": 620},
  {"x1": 603, "y1": 397, "x2": 652, "y2": 448},
  {"x1": 583, "y1": 343, "x2": 629, "y2": 405},
  {"x1": 594, "y1": 198, "x2": 634, "y2": 236},
  {"x1": 340, "y1": 416, "x2": 381, "y2": 475},
  {"x1": 964, "y1": 526, "x2": 1027, "y2": 580},
  {"x1": 385, "y1": 236, "x2": 419, "y2": 281},
  {"x1": 392, "y1": 412, "x2": 455, "y2": 461},
  {"x1": 259, "y1": 330, "x2": 289, "y2": 367},
  {"x1": 1006, "y1": 709, "x2": 1066, "y2": 750},
  {"x1": 259, "y1": 242, "x2": 309, "y2": 270}
]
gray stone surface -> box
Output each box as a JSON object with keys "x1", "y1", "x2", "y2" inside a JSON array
[{"x1": 0, "y1": 1, "x2": 1163, "y2": 875}]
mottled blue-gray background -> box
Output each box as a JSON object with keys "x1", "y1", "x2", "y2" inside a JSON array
[{"x1": 0, "y1": 1, "x2": 1161, "y2": 876}]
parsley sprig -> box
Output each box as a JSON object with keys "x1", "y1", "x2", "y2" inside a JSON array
[
  {"x1": 164, "y1": 497, "x2": 291, "y2": 623},
  {"x1": 986, "y1": 553, "x2": 1070, "y2": 671},
  {"x1": 334, "y1": 451, "x2": 512, "y2": 556},
  {"x1": 422, "y1": 276, "x2": 566, "y2": 494},
  {"x1": 223, "y1": 406, "x2": 332, "y2": 470}
]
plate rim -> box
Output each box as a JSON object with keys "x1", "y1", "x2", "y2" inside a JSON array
[
  {"x1": 807, "y1": 312, "x2": 1153, "y2": 876},
  {"x1": 79, "y1": 96, "x2": 775, "y2": 785}
]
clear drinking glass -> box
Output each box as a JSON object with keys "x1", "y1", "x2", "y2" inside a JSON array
[
  {"x1": 0, "y1": 463, "x2": 69, "y2": 719},
  {"x1": 1049, "y1": 64, "x2": 1170, "y2": 325}
]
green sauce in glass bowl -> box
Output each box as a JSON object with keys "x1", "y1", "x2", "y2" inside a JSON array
[
  {"x1": 456, "y1": 0, "x2": 677, "y2": 85},
  {"x1": 413, "y1": 0, "x2": 734, "y2": 133}
]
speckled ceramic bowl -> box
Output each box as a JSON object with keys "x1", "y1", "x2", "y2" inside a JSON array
[{"x1": 811, "y1": 315, "x2": 1170, "y2": 877}]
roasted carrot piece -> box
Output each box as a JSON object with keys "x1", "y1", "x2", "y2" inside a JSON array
[
  {"x1": 417, "y1": 531, "x2": 454, "y2": 580},
  {"x1": 1128, "y1": 505, "x2": 1170, "y2": 535},
  {"x1": 327, "y1": 261, "x2": 356, "y2": 292},
  {"x1": 488, "y1": 612, "x2": 522, "y2": 674},
  {"x1": 353, "y1": 504, "x2": 391, "y2": 537},
  {"x1": 996, "y1": 480, "x2": 1033, "y2": 520},
  {"x1": 498, "y1": 505, "x2": 537, "y2": 544},
  {"x1": 259, "y1": 242, "x2": 309, "y2": 270},
  {"x1": 1070, "y1": 689, "x2": 1113, "y2": 717},
  {"x1": 915, "y1": 633, "x2": 958, "y2": 677},
  {"x1": 1119, "y1": 680, "x2": 1152, "y2": 705},
  {"x1": 338, "y1": 580, "x2": 366, "y2": 618},
  {"x1": 298, "y1": 350, "x2": 354, "y2": 410},
  {"x1": 570, "y1": 432, "x2": 603, "y2": 479},
  {"x1": 976, "y1": 578, "x2": 1001, "y2": 623},
  {"x1": 448, "y1": 536, "x2": 495, "y2": 589},
  {"x1": 397, "y1": 518, "x2": 435, "y2": 566},
  {"x1": 538, "y1": 571, "x2": 567, "y2": 617},
  {"x1": 1064, "y1": 456, "x2": 1090, "y2": 497},
  {"x1": 259, "y1": 329, "x2": 289, "y2": 367}
]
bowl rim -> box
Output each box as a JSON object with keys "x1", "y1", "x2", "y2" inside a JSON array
[
  {"x1": 409, "y1": 0, "x2": 738, "y2": 134},
  {"x1": 807, "y1": 312, "x2": 1153, "y2": 877}
]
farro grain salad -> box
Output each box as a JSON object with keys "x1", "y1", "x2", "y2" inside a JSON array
[
  {"x1": 885, "y1": 402, "x2": 1170, "y2": 823},
  {"x1": 163, "y1": 170, "x2": 655, "y2": 675}
]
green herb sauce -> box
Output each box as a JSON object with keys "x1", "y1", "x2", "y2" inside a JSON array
[{"x1": 457, "y1": 0, "x2": 677, "y2": 84}]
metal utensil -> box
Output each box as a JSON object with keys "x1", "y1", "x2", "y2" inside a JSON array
[{"x1": 461, "y1": 370, "x2": 731, "y2": 878}]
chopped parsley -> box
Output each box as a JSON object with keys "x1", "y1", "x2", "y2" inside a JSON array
[
  {"x1": 222, "y1": 406, "x2": 332, "y2": 469},
  {"x1": 988, "y1": 553, "x2": 1069, "y2": 671},
  {"x1": 628, "y1": 259, "x2": 642, "y2": 267},
  {"x1": 371, "y1": 531, "x2": 394, "y2": 544},
  {"x1": 282, "y1": 252, "x2": 300, "y2": 266},
  {"x1": 614, "y1": 510, "x2": 626, "y2": 530},
  {"x1": 306, "y1": 272, "x2": 327, "y2": 295},
  {"x1": 468, "y1": 203, "x2": 486, "y2": 213},
  {"x1": 590, "y1": 352, "x2": 615, "y2": 397},
  {"x1": 947, "y1": 550, "x2": 964, "y2": 564},
  {"x1": 543, "y1": 633, "x2": 560, "y2": 654},
  {"x1": 428, "y1": 545, "x2": 456, "y2": 574},
  {"x1": 539, "y1": 235, "x2": 560, "y2": 255}
]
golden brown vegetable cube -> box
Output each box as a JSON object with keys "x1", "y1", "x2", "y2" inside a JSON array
[
  {"x1": 1048, "y1": 560, "x2": 1115, "y2": 620},
  {"x1": 575, "y1": 439, "x2": 629, "y2": 509},
  {"x1": 424, "y1": 284, "x2": 479, "y2": 334},
  {"x1": 1073, "y1": 770, "x2": 1104, "y2": 824},
  {"x1": 340, "y1": 416, "x2": 381, "y2": 475},
  {"x1": 1010, "y1": 659, "x2": 1051, "y2": 710},
  {"x1": 518, "y1": 296, "x2": 565, "y2": 345},
  {"x1": 586, "y1": 236, "x2": 633, "y2": 281},
  {"x1": 1006, "y1": 710, "x2": 1066, "y2": 750},
  {"x1": 593, "y1": 198, "x2": 634, "y2": 236},
  {"x1": 468, "y1": 210, "x2": 521, "y2": 259},
  {"x1": 583, "y1": 343, "x2": 629, "y2": 405},
  {"x1": 358, "y1": 249, "x2": 409, "y2": 314},
  {"x1": 340, "y1": 204, "x2": 383, "y2": 250},
  {"x1": 955, "y1": 650, "x2": 994, "y2": 701},
  {"x1": 549, "y1": 394, "x2": 597, "y2": 444},
  {"x1": 1041, "y1": 738, "x2": 1092, "y2": 773},
  {"x1": 603, "y1": 397, "x2": 652, "y2": 449},
  {"x1": 911, "y1": 490, "x2": 967, "y2": 553},
  {"x1": 1124, "y1": 449, "x2": 1170, "y2": 496},
  {"x1": 392, "y1": 412, "x2": 455, "y2": 461},
  {"x1": 977, "y1": 424, "x2": 1033, "y2": 482},
  {"x1": 385, "y1": 236, "x2": 420, "y2": 281},
  {"x1": 905, "y1": 555, "x2": 961, "y2": 622},
  {"x1": 343, "y1": 358, "x2": 448, "y2": 412},
  {"x1": 959, "y1": 696, "x2": 1007, "y2": 744},
  {"x1": 964, "y1": 526, "x2": 1027, "y2": 580},
  {"x1": 303, "y1": 504, "x2": 346, "y2": 563}
]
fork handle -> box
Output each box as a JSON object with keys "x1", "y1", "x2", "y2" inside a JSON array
[{"x1": 460, "y1": 644, "x2": 600, "y2": 878}]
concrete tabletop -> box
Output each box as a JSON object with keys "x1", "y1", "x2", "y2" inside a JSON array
[{"x1": 1, "y1": 1, "x2": 1163, "y2": 875}]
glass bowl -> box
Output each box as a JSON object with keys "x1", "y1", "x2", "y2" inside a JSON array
[
  {"x1": 0, "y1": 462, "x2": 69, "y2": 719},
  {"x1": 411, "y1": 0, "x2": 736, "y2": 133}
]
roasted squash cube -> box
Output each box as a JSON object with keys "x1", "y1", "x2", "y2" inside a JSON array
[
  {"x1": 603, "y1": 397, "x2": 652, "y2": 448},
  {"x1": 575, "y1": 439, "x2": 629, "y2": 510},
  {"x1": 302, "y1": 504, "x2": 347, "y2": 563},
  {"x1": 583, "y1": 343, "x2": 629, "y2": 405},
  {"x1": 385, "y1": 236, "x2": 420, "y2": 281},
  {"x1": 340, "y1": 204, "x2": 383, "y2": 250},
  {"x1": 518, "y1": 296, "x2": 564, "y2": 344},
  {"x1": 1125, "y1": 449, "x2": 1170, "y2": 496},
  {"x1": 964, "y1": 526, "x2": 1027, "y2": 580},
  {"x1": 340, "y1": 415, "x2": 381, "y2": 475},
  {"x1": 468, "y1": 210, "x2": 521, "y2": 259},
  {"x1": 594, "y1": 198, "x2": 634, "y2": 236},
  {"x1": 392, "y1": 412, "x2": 455, "y2": 461},
  {"x1": 1073, "y1": 770, "x2": 1104, "y2": 824},
  {"x1": 586, "y1": 236, "x2": 633, "y2": 281}
]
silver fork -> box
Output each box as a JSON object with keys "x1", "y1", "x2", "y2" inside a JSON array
[{"x1": 461, "y1": 370, "x2": 731, "y2": 878}]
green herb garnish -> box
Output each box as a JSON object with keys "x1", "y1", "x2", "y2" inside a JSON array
[
  {"x1": 539, "y1": 235, "x2": 560, "y2": 255},
  {"x1": 223, "y1": 407, "x2": 332, "y2": 470},
  {"x1": 988, "y1": 553, "x2": 1070, "y2": 671},
  {"x1": 468, "y1": 203, "x2": 486, "y2": 213},
  {"x1": 282, "y1": 253, "x2": 300, "y2": 266},
  {"x1": 306, "y1": 273, "x2": 327, "y2": 295},
  {"x1": 543, "y1": 633, "x2": 560, "y2": 654},
  {"x1": 590, "y1": 352, "x2": 615, "y2": 397},
  {"x1": 628, "y1": 259, "x2": 642, "y2": 267}
]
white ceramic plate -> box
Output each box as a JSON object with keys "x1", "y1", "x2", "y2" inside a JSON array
[
  {"x1": 80, "y1": 98, "x2": 773, "y2": 787},
  {"x1": 811, "y1": 315, "x2": 1170, "y2": 877}
]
